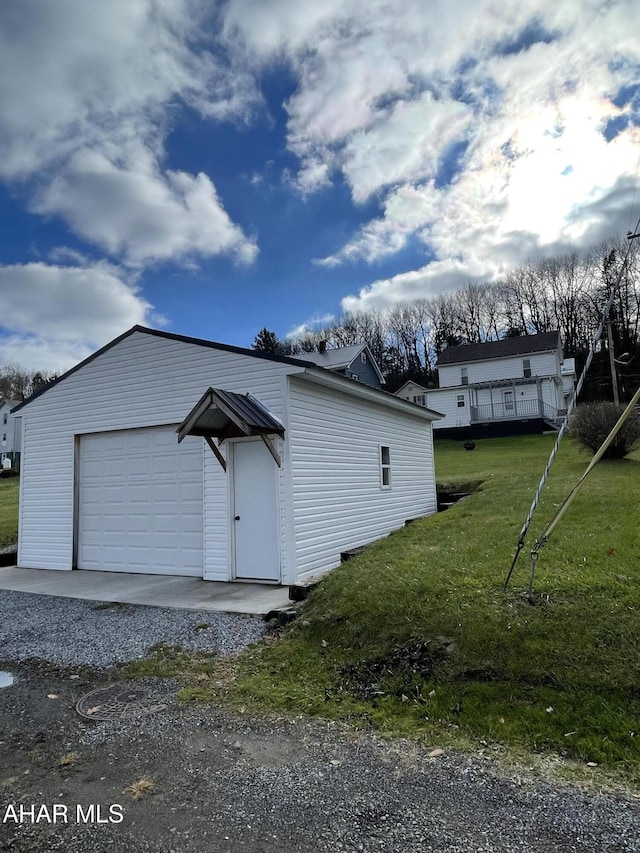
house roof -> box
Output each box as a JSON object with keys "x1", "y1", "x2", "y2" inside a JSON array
[
  {"x1": 11, "y1": 326, "x2": 315, "y2": 414},
  {"x1": 437, "y1": 331, "x2": 561, "y2": 367},
  {"x1": 394, "y1": 380, "x2": 429, "y2": 396},
  {"x1": 295, "y1": 343, "x2": 386, "y2": 384},
  {"x1": 177, "y1": 387, "x2": 285, "y2": 444}
]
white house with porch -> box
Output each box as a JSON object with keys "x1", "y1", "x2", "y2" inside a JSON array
[{"x1": 396, "y1": 331, "x2": 576, "y2": 438}]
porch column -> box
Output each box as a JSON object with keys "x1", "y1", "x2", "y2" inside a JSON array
[{"x1": 537, "y1": 378, "x2": 543, "y2": 417}]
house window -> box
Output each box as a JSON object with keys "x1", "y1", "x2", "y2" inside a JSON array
[
  {"x1": 523, "y1": 358, "x2": 532, "y2": 378},
  {"x1": 2, "y1": 434, "x2": 5, "y2": 443},
  {"x1": 413, "y1": 394, "x2": 426, "y2": 406},
  {"x1": 461, "y1": 367, "x2": 468, "y2": 385},
  {"x1": 360, "y1": 352, "x2": 367, "y2": 364},
  {"x1": 457, "y1": 394, "x2": 465, "y2": 408},
  {"x1": 380, "y1": 445, "x2": 391, "y2": 488},
  {"x1": 2, "y1": 413, "x2": 6, "y2": 425}
]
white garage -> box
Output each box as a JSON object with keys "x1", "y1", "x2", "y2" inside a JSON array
[
  {"x1": 13, "y1": 326, "x2": 441, "y2": 586},
  {"x1": 77, "y1": 426, "x2": 203, "y2": 576}
]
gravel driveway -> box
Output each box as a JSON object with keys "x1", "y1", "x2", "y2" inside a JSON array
[{"x1": 1, "y1": 589, "x2": 639, "y2": 853}]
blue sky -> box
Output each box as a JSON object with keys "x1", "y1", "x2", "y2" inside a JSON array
[{"x1": 0, "y1": 0, "x2": 639, "y2": 372}]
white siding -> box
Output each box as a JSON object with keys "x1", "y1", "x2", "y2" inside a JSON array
[
  {"x1": 425, "y1": 388, "x2": 471, "y2": 429},
  {"x1": 396, "y1": 381, "x2": 430, "y2": 404},
  {"x1": 19, "y1": 416, "x2": 74, "y2": 570},
  {"x1": 288, "y1": 376, "x2": 437, "y2": 581},
  {"x1": 18, "y1": 331, "x2": 299, "y2": 576},
  {"x1": 541, "y1": 378, "x2": 563, "y2": 410},
  {"x1": 203, "y1": 440, "x2": 230, "y2": 581},
  {"x1": 0, "y1": 401, "x2": 21, "y2": 455},
  {"x1": 439, "y1": 351, "x2": 559, "y2": 388}
]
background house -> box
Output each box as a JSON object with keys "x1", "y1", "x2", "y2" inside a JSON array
[
  {"x1": 0, "y1": 399, "x2": 21, "y2": 468},
  {"x1": 396, "y1": 331, "x2": 576, "y2": 438},
  {"x1": 295, "y1": 342, "x2": 385, "y2": 389},
  {"x1": 13, "y1": 327, "x2": 440, "y2": 586}
]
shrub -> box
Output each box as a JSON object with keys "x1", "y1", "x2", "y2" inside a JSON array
[
  {"x1": 568, "y1": 401, "x2": 640, "y2": 458},
  {"x1": 0, "y1": 469, "x2": 18, "y2": 478}
]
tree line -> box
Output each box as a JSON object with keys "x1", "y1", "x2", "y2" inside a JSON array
[
  {"x1": 255, "y1": 234, "x2": 640, "y2": 399},
  {"x1": 0, "y1": 364, "x2": 58, "y2": 403}
]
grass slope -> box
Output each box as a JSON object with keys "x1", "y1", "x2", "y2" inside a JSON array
[
  {"x1": 231, "y1": 435, "x2": 640, "y2": 778},
  {"x1": 0, "y1": 477, "x2": 19, "y2": 546}
]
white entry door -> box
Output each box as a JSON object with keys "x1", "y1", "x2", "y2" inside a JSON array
[{"x1": 232, "y1": 439, "x2": 280, "y2": 582}]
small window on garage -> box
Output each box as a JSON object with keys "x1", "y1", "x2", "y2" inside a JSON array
[
  {"x1": 457, "y1": 394, "x2": 465, "y2": 407},
  {"x1": 380, "y1": 445, "x2": 391, "y2": 488},
  {"x1": 361, "y1": 352, "x2": 367, "y2": 363}
]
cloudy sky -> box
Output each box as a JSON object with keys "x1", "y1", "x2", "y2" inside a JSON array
[{"x1": 1, "y1": 0, "x2": 639, "y2": 371}]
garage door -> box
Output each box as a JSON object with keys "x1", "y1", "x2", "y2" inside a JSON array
[{"x1": 77, "y1": 427, "x2": 204, "y2": 576}]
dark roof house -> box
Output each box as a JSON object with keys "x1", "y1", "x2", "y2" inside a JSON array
[
  {"x1": 437, "y1": 331, "x2": 561, "y2": 366},
  {"x1": 295, "y1": 343, "x2": 385, "y2": 389}
]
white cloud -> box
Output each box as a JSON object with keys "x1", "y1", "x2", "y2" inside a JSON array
[
  {"x1": 341, "y1": 257, "x2": 497, "y2": 314},
  {"x1": 291, "y1": 159, "x2": 332, "y2": 196},
  {"x1": 35, "y1": 148, "x2": 257, "y2": 268},
  {"x1": 317, "y1": 182, "x2": 446, "y2": 266},
  {"x1": 0, "y1": 0, "x2": 258, "y2": 267},
  {"x1": 286, "y1": 313, "x2": 336, "y2": 340},
  {"x1": 341, "y1": 93, "x2": 471, "y2": 203},
  {"x1": 227, "y1": 0, "x2": 640, "y2": 311},
  {"x1": 0, "y1": 262, "x2": 152, "y2": 371},
  {"x1": 2, "y1": 0, "x2": 640, "y2": 335},
  {"x1": 0, "y1": 334, "x2": 93, "y2": 376}
]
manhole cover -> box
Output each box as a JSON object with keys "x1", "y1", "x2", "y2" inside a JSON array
[{"x1": 76, "y1": 681, "x2": 175, "y2": 721}]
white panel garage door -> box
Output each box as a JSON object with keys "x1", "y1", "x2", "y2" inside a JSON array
[{"x1": 78, "y1": 427, "x2": 203, "y2": 576}]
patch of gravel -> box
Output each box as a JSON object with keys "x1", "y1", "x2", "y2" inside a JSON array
[
  {"x1": 75, "y1": 707, "x2": 640, "y2": 853},
  {"x1": 0, "y1": 590, "x2": 266, "y2": 667}
]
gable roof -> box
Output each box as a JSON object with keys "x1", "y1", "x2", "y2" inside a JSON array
[
  {"x1": 11, "y1": 326, "x2": 315, "y2": 414},
  {"x1": 12, "y1": 326, "x2": 439, "y2": 420},
  {"x1": 177, "y1": 387, "x2": 285, "y2": 444},
  {"x1": 437, "y1": 331, "x2": 561, "y2": 367},
  {"x1": 395, "y1": 380, "x2": 429, "y2": 396},
  {"x1": 295, "y1": 343, "x2": 386, "y2": 384}
]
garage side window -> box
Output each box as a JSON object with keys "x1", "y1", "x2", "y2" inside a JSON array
[{"x1": 380, "y1": 445, "x2": 391, "y2": 489}]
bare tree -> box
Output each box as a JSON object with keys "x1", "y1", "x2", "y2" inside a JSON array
[
  {"x1": 0, "y1": 363, "x2": 58, "y2": 401},
  {"x1": 0, "y1": 363, "x2": 33, "y2": 401}
]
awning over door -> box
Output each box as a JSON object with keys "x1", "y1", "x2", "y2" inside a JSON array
[{"x1": 177, "y1": 387, "x2": 285, "y2": 470}]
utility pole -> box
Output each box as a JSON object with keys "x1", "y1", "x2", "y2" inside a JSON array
[{"x1": 607, "y1": 320, "x2": 619, "y2": 405}]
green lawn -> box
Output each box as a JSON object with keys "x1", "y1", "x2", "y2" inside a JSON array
[
  {"x1": 0, "y1": 476, "x2": 19, "y2": 546},
  {"x1": 227, "y1": 434, "x2": 640, "y2": 781},
  {"x1": 4, "y1": 436, "x2": 639, "y2": 779}
]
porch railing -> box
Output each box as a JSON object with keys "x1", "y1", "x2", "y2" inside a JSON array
[{"x1": 470, "y1": 398, "x2": 562, "y2": 423}]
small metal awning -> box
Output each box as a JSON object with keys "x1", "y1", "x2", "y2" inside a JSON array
[{"x1": 177, "y1": 388, "x2": 285, "y2": 471}]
